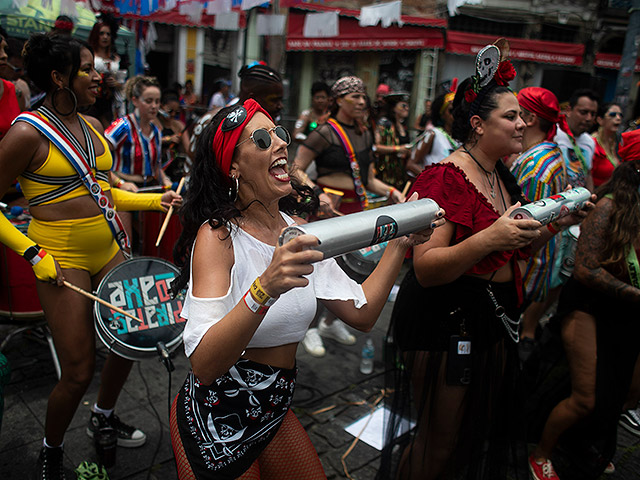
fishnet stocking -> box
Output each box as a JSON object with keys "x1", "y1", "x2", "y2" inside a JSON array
[
  {"x1": 238, "y1": 410, "x2": 326, "y2": 480},
  {"x1": 170, "y1": 394, "x2": 196, "y2": 480}
]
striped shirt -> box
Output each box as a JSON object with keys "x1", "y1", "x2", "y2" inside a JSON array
[
  {"x1": 510, "y1": 141, "x2": 567, "y2": 301},
  {"x1": 105, "y1": 113, "x2": 161, "y2": 178}
]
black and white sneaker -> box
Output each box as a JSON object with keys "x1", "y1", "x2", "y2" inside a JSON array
[
  {"x1": 86, "y1": 411, "x2": 146, "y2": 447},
  {"x1": 619, "y1": 408, "x2": 640, "y2": 437},
  {"x1": 35, "y1": 446, "x2": 66, "y2": 480}
]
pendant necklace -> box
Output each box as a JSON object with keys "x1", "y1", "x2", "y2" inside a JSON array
[{"x1": 464, "y1": 147, "x2": 497, "y2": 199}]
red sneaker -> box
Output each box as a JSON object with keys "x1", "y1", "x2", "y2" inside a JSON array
[{"x1": 529, "y1": 454, "x2": 560, "y2": 480}]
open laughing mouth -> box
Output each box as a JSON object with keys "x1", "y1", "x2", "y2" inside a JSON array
[{"x1": 269, "y1": 158, "x2": 290, "y2": 182}]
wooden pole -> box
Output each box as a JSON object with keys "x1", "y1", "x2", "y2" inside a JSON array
[
  {"x1": 155, "y1": 176, "x2": 185, "y2": 247},
  {"x1": 63, "y1": 281, "x2": 142, "y2": 324}
]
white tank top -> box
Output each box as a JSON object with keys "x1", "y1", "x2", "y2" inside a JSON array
[{"x1": 181, "y1": 212, "x2": 367, "y2": 356}]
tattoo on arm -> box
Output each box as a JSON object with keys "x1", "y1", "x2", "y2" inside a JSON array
[{"x1": 575, "y1": 200, "x2": 640, "y2": 301}]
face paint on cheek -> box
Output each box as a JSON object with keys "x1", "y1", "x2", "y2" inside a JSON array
[
  {"x1": 344, "y1": 97, "x2": 355, "y2": 105},
  {"x1": 77, "y1": 71, "x2": 89, "y2": 78}
]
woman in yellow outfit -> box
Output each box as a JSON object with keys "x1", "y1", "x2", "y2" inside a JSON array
[{"x1": 0, "y1": 33, "x2": 181, "y2": 479}]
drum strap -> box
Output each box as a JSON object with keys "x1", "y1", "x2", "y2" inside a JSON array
[
  {"x1": 14, "y1": 111, "x2": 130, "y2": 252},
  {"x1": 326, "y1": 118, "x2": 368, "y2": 209}
]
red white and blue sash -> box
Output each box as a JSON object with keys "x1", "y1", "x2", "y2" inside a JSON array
[{"x1": 14, "y1": 111, "x2": 131, "y2": 251}]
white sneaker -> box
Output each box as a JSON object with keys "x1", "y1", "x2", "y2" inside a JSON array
[
  {"x1": 302, "y1": 328, "x2": 326, "y2": 357},
  {"x1": 318, "y1": 318, "x2": 356, "y2": 345}
]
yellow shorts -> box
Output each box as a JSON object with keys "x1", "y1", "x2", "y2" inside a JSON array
[{"x1": 28, "y1": 214, "x2": 120, "y2": 276}]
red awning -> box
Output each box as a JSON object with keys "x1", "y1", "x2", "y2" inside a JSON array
[
  {"x1": 446, "y1": 31, "x2": 584, "y2": 66},
  {"x1": 111, "y1": 7, "x2": 247, "y2": 28},
  {"x1": 286, "y1": 9, "x2": 444, "y2": 52},
  {"x1": 595, "y1": 52, "x2": 640, "y2": 72}
]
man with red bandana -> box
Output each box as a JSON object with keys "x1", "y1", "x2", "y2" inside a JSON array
[{"x1": 510, "y1": 87, "x2": 567, "y2": 361}]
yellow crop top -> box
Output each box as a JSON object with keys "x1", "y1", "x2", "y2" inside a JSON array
[{"x1": 18, "y1": 114, "x2": 113, "y2": 207}]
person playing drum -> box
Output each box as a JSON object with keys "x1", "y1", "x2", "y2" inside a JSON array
[
  {"x1": 0, "y1": 33, "x2": 181, "y2": 479},
  {"x1": 169, "y1": 99, "x2": 444, "y2": 479}
]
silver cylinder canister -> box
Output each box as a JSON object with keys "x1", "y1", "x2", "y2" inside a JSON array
[
  {"x1": 509, "y1": 187, "x2": 591, "y2": 225},
  {"x1": 278, "y1": 198, "x2": 441, "y2": 260}
]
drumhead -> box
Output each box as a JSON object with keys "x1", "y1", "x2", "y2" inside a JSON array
[
  {"x1": 336, "y1": 242, "x2": 387, "y2": 283},
  {"x1": 93, "y1": 257, "x2": 185, "y2": 360}
]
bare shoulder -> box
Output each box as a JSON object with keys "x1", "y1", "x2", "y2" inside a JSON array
[
  {"x1": 84, "y1": 115, "x2": 105, "y2": 135},
  {"x1": 0, "y1": 120, "x2": 47, "y2": 169},
  {"x1": 191, "y1": 222, "x2": 236, "y2": 297}
]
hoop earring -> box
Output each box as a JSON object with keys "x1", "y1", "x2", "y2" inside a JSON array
[
  {"x1": 51, "y1": 87, "x2": 78, "y2": 116},
  {"x1": 228, "y1": 175, "x2": 239, "y2": 202}
]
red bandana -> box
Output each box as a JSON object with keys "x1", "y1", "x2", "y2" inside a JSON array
[
  {"x1": 517, "y1": 87, "x2": 560, "y2": 141},
  {"x1": 212, "y1": 99, "x2": 272, "y2": 179},
  {"x1": 619, "y1": 130, "x2": 640, "y2": 162}
]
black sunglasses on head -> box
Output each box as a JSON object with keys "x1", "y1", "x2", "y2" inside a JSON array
[{"x1": 236, "y1": 126, "x2": 291, "y2": 150}]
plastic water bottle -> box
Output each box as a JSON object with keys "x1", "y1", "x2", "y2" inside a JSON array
[{"x1": 360, "y1": 338, "x2": 375, "y2": 374}]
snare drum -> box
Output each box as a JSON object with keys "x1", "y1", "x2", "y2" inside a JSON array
[
  {"x1": 141, "y1": 211, "x2": 182, "y2": 262},
  {"x1": 0, "y1": 213, "x2": 43, "y2": 318},
  {"x1": 336, "y1": 242, "x2": 388, "y2": 283},
  {"x1": 93, "y1": 257, "x2": 185, "y2": 360}
]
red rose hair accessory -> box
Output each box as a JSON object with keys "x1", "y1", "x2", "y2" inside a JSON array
[
  {"x1": 213, "y1": 99, "x2": 272, "y2": 179},
  {"x1": 54, "y1": 19, "x2": 74, "y2": 31},
  {"x1": 494, "y1": 60, "x2": 516, "y2": 86}
]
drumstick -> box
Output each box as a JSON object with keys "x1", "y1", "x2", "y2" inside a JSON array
[
  {"x1": 401, "y1": 181, "x2": 411, "y2": 198},
  {"x1": 156, "y1": 176, "x2": 185, "y2": 247},
  {"x1": 63, "y1": 281, "x2": 142, "y2": 324}
]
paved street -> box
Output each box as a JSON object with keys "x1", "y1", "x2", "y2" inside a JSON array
[{"x1": 1, "y1": 279, "x2": 640, "y2": 479}]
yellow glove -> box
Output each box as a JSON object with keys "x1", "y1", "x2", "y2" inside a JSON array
[
  {"x1": 110, "y1": 188, "x2": 163, "y2": 212},
  {"x1": 0, "y1": 214, "x2": 57, "y2": 281}
]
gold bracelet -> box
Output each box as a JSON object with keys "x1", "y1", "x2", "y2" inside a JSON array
[{"x1": 250, "y1": 277, "x2": 278, "y2": 306}]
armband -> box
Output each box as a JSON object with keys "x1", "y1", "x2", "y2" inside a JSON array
[
  {"x1": 111, "y1": 188, "x2": 163, "y2": 212},
  {"x1": 312, "y1": 185, "x2": 324, "y2": 197}
]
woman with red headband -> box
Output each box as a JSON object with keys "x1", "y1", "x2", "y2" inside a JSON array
[{"x1": 169, "y1": 99, "x2": 443, "y2": 479}]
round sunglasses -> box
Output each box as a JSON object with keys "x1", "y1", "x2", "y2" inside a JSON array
[{"x1": 236, "y1": 126, "x2": 291, "y2": 150}]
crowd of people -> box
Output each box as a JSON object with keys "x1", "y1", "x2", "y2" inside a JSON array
[{"x1": 0, "y1": 22, "x2": 640, "y2": 480}]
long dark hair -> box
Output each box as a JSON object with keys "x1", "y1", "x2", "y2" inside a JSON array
[
  {"x1": 595, "y1": 160, "x2": 640, "y2": 268},
  {"x1": 172, "y1": 105, "x2": 318, "y2": 293}
]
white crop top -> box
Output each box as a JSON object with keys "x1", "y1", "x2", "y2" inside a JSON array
[{"x1": 181, "y1": 212, "x2": 367, "y2": 357}]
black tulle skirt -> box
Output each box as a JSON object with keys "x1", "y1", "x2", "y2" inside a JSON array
[{"x1": 379, "y1": 269, "x2": 526, "y2": 479}]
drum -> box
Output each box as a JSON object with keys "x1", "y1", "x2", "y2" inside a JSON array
[
  {"x1": 559, "y1": 225, "x2": 580, "y2": 279},
  {"x1": 93, "y1": 257, "x2": 185, "y2": 360},
  {"x1": 336, "y1": 242, "x2": 388, "y2": 283},
  {"x1": 141, "y1": 211, "x2": 182, "y2": 262},
  {"x1": 365, "y1": 192, "x2": 389, "y2": 210},
  {"x1": 0, "y1": 213, "x2": 43, "y2": 318}
]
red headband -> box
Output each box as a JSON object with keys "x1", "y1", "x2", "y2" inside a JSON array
[{"x1": 212, "y1": 99, "x2": 272, "y2": 179}]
